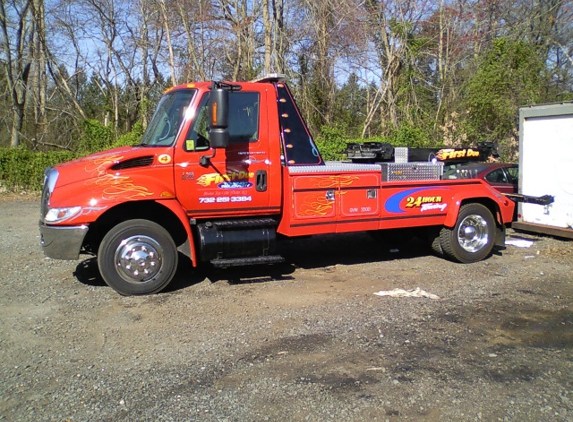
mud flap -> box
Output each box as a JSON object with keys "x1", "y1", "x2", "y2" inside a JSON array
[{"x1": 494, "y1": 224, "x2": 506, "y2": 248}]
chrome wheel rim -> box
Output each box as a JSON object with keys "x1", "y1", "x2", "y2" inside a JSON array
[
  {"x1": 457, "y1": 214, "x2": 489, "y2": 253},
  {"x1": 115, "y1": 235, "x2": 163, "y2": 283}
]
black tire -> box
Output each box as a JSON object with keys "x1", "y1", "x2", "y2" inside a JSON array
[
  {"x1": 427, "y1": 227, "x2": 443, "y2": 257},
  {"x1": 97, "y1": 219, "x2": 178, "y2": 295},
  {"x1": 439, "y1": 203, "x2": 495, "y2": 263}
]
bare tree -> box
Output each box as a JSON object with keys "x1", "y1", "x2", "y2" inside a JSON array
[
  {"x1": 262, "y1": 0, "x2": 272, "y2": 74},
  {"x1": 30, "y1": 0, "x2": 47, "y2": 147},
  {"x1": 0, "y1": 0, "x2": 33, "y2": 147},
  {"x1": 361, "y1": 0, "x2": 437, "y2": 133},
  {"x1": 271, "y1": 0, "x2": 287, "y2": 73},
  {"x1": 215, "y1": 0, "x2": 260, "y2": 80},
  {"x1": 175, "y1": 0, "x2": 217, "y2": 81},
  {"x1": 157, "y1": 0, "x2": 177, "y2": 85}
]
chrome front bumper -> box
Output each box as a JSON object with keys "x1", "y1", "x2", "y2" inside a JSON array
[{"x1": 39, "y1": 222, "x2": 89, "y2": 260}]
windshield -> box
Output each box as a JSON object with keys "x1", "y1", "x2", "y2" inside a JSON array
[{"x1": 140, "y1": 89, "x2": 196, "y2": 146}]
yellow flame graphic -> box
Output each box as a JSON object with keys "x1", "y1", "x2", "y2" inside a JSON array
[
  {"x1": 84, "y1": 155, "x2": 124, "y2": 175},
  {"x1": 339, "y1": 176, "x2": 360, "y2": 187},
  {"x1": 87, "y1": 174, "x2": 153, "y2": 201},
  {"x1": 435, "y1": 149, "x2": 452, "y2": 161},
  {"x1": 310, "y1": 176, "x2": 338, "y2": 188},
  {"x1": 300, "y1": 195, "x2": 334, "y2": 216},
  {"x1": 308, "y1": 175, "x2": 359, "y2": 188}
]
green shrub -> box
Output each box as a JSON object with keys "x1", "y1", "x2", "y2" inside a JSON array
[
  {"x1": 112, "y1": 122, "x2": 144, "y2": 148},
  {"x1": 315, "y1": 125, "x2": 350, "y2": 161},
  {"x1": 0, "y1": 120, "x2": 148, "y2": 192},
  {"x1": 0, "y1": 147, "x2": 77, "y2": 192},
  {"x1": 386, "y1": 124, "x2": 436, "y2": 148},
  {"x1": 77, "y1": 119, "x2": 114, "y2": 154}
]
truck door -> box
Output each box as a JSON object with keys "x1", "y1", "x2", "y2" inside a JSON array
[{"x1": 174, "y1": 88, "x2": 281, "y2": 219}]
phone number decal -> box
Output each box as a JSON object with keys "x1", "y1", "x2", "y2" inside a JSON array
[{"x1": 199, "y1": 196, "x2": 252, "y2": 204}]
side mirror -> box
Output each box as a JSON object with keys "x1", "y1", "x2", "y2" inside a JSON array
[{"x1": 208, "y1": 86, "x2": 229, "y2": 148}]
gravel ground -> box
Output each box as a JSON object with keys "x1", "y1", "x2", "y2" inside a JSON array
[{"x1": 1, "y1": 197, "x2": 573, "y2": 421}]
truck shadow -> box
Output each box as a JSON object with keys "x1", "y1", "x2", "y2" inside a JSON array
[
  {"x1": 202, "y1": 232, "x2": 431, "y2": 286},
  {"x1": 279, "y1": 232, "x2": 430, "y2": 268},
  {"x1": 72, "y1": 232, "x2": 432, "y2": 293},
  {"x1": 73, "y1": 258, "x2": 106, "y2": 287}
]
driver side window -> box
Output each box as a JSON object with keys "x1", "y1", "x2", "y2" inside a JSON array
[
  {"x1": 184, "y1": 91, "x2": 260, "y2": 152},
  {"x1": 184, "y1": 95, "x2": 210, "y2": 152}
]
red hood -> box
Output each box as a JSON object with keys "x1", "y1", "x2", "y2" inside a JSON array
[{"x1": 54, "y1": 146, "x2": 161, "y2": 187}]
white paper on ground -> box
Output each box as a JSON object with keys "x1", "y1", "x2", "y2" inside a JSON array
[
  {"x1": 374, "y1": 287, "x2": 440, "y2": 300},
  {"x1": 505, "y1": 239, "x2": 534, "y2": 248}
]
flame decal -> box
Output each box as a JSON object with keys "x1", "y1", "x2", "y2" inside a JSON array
[
  {"x1": 307, "y1": 175, "x2": 359, "y2": 188},
  {"x1": 339, "y1": 176, "x2": 360, "y2": 187},
  {"x1": 309, "y1": 176, "x2": 338, "y2": 188},
  {"x1": 434, "y1": 149, "x2": 451, "y2": 161},
  {"x1": 84, "y1": 155, "x2": 124, "y2": 175},
  {"x1": 300, "y1": 195, "x2": 334, "y2": 216},
  {"x1": 87, "y1": 174, "x2": 153, "y2": 201},
  {"x1": 82, "y1": 154, "x2": 155, "y2": 200}
]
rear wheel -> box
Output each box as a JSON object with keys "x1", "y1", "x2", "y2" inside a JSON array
[
  {"x1": 427, "y1": 227, "x2": 443, "y2": 257},
  {"x1": 440, "y1": 203, "x2": 495, "y2": 263},
  {"x1": 98, "y1": 219, "x2": 178, "y2": 295}
]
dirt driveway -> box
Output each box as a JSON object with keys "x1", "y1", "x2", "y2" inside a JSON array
[{"x1": 1, "y1": 197, "x2": 572, "y2": 421}]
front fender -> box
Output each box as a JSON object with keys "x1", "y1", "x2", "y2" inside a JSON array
[{"x1": 155, "y1": 199, "x2": 197, "y2": 266}]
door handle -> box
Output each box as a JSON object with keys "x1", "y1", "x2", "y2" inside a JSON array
[{"x1": 256, "y1": 170, "x2": 267, "y2": 192}]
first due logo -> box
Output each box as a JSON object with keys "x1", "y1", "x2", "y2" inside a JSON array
[
  {"x1": 406, "y1": 196, "x2": 447, "y2": 212},
  {"x1": 197, "y1": 171, "x2": 254, "y2": 187}
]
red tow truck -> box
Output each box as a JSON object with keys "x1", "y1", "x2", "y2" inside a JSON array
[{"x1": 40, "y1": 75, "x2": 515, "y2": 295}]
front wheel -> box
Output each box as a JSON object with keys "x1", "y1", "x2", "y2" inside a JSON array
[
  {"x1": 439, "y1": 203, "x2": 495, "y2": 263},
  {"x1": 98, "y1": 219, "x2": 178, "y2": 295}
]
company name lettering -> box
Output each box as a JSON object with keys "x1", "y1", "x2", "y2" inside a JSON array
[
  {"x1": 197, "y1": 171, "x2": 254, "y2": 187},
  {"x1": 436, "y1": 148, "x2": 481, "y2": 160},
  {"x1": 405, "y1": 196, "x2": 443, "y2": 208}
]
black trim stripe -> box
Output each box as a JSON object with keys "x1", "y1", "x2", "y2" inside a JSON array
[
  {"x1": 188, "y1": 206, "x2": 282, "y2": 214},
  {"x1": 289, "y1": 220, "x2": 337, "y2": 228},
  {"x1": 293, "y1": 187, "x2": 334, "y2": 193},
  {"x1": 380, "y1": 180, "x2": 480, "y2": 189},
  {"x1": 380, "y1": 213, "x2": 448, "y2": 221},
  {"x1": 342, "y1": 186, "x2": 380, "y2": 191},
  {"x1": 288, "y1": 213, "x2": 447, "y2": 228},
  {"x1": 294, "y1": 186, "x2": 380, "y2": 193}
]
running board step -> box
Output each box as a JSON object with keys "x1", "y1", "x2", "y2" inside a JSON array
[{"x1": 211, "y1": 255, "x2": 285, "y2": 268}]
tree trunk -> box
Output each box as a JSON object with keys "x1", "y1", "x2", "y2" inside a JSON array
[
  {"x1": 32, "y1": 0, "x2": 47, "y2": 147},
  {"x1": 159, "y1": 0, "x2": 177, "y2": 85},
  {"x1": 0, "y1": 0, "x2": 33, "y2": 148},
  {"x1": 271, "y1": 0, "x2": 286, "y2": 73},
  {"x1": 262, "y1": 0, "x2": 272, "y2": 74}
]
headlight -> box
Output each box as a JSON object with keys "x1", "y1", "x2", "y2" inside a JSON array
[
  {"x1": 41, "y1": 168, "x2": 59, "y2": 219},
  {"x1": 44, "y1": 206, "x2": 82, "y2": 223}
]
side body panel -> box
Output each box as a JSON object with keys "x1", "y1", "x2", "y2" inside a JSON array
[
  {"x1": 280, "y1": 164, "x2": 382, "y2": 235},
  {"x1": 279, "y1": 164, "x2": 514, "y2": 237}
]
